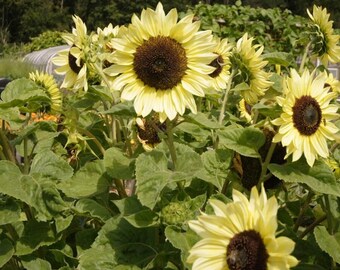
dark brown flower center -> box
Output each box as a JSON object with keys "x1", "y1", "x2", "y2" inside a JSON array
[
  {"x1": 209, "y1": 54, "x2": 224, "y2": 78},
  {"x1": 227, "y1": 230, "x2": 268, "y2": 270},
  {"x1": 244, "y1": 100, "x2": 252, "y2": 115},
  {"x1": 68, "y1": 45, "x2": 84, "y2": 74},
  {"x1": 137, "y1": 117, "x2": 166, "y2": 145},
  {"x1": 292, "y1": 95, "x2": 322, "y2": 136},
  {"x1": 133, "y1": 36, "x2": 187, "y2": 90}
]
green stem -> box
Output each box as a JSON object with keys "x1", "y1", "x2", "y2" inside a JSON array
[
  {"x1": 299, "y1": 214, "x2": 327, "y2": 239},
  {"x1": 23, "y1": 137, "x2": 30, "y2": 174},
  {"x1": 165, "y1": 119, "x2": 177, "y2": 169},
  {"x1": 165, "y1": 119, "x2": 185, "y2": 191},
  {"x1": 298, "y1": 42, "x2": 311, "y2": 74},
  {"x1": 293, "y1": 191, "x2": 314, "y2": 232},
  {"x1": 77, "y1": 127, "x2": 106, "y2": 156},
  {"x1": 324, "y1": 195, "x2": 334, "y2": 234},
  {"x1": 0, "y1": 145, "x2": 6, "y2": 160},
  {"x1": 114, "y1": 179, "x2": 127, "y2": 198},
  {"x1": 257, "y1": 142, "x2": 277, "y2": 189},
  {"x1": 218, "y1": 71, "x2": 235, "y2": 125},
  {"x1": 0, "y1": 128, "x2": 17, "y2": 164}
]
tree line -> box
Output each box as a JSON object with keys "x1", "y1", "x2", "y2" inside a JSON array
[{"x1": 1, "y1": 0, "x2": 339, "y2": 46}]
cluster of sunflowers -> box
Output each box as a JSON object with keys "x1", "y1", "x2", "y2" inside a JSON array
[{"x1": 1, "y1": 2, "x2": 340, "y2": 270}]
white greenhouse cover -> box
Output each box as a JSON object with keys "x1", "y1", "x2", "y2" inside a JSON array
[{"x1": 23, "y1": 45, "x2": 69, "y2": 83}]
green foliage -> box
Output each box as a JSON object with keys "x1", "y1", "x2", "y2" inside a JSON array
[
  {"x1": 190, "y1": 3, "x2": 309, "y2": 60},
  {"x1": 0, "y1": 2, "x2": 340, "y2": 269},
  {"x1": 24, "y1": 31, "x2": 66, "y2": 53}
]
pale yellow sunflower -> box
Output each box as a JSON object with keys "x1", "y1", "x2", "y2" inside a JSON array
[
  {"x1": 238, "y1": 98, "x2": 253, "y2": 123},
  {"x1": 105, "y1": 3, "x2": 216, "y2": 122},
  {"x1": 135, "y1": 116, "x2": 166, "y2": 151},
  {"x1": 52, "y1": 15, "x2": 89, "y2": 91},
  {"x1": 324, "y1": 70, "x2": 340, "y2": 93},
  {"x1": 232, "y1": 33, "x2": 273, "y2": 105},
  {"x1": 208, "y1": 37, "x2": 233, "y2": 91},
  {"x1": 29, "y1": 70, "x2": 62, "y2": 113},
  {"x1": 307, "y1": 5, "x2": 340, "y2": 66},
  {"x1": 272, "y1": 68, "x2": 339, "y2": 167},
  {"x1": 187, "y1": 185, "x2": 298, "y2": 270}
]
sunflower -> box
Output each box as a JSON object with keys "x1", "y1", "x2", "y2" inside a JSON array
[
  {"x1": 135, "y1": 116, "x2": 166, "y2": 151},
  {"x1": 187, "y1": 185, "x2": 298, "y2": 270},
  {"x1": 52, "y1": 15, "x2": 89, "y2": 91},
  {"x1": 324, "y1": 71, "x2": 340, "y2": 93},
  {"x1": 232, "y1": 33, "x2": 273, "y2": 105},
  {"x1": 307, "y1": 5, "x2": 340, "y2": 66},
  {"x1": 238, "y1": 98, "x2": 253, "y2": 123},
  {"x1": 272, "y1": 68, "x2": 339, "y2": 167},
  {"x1": 208, "y1": 37, "x2": 233, "y2": 91},
  {"x1": 105, "y1": 3, "x2": 216, "y2": 122},
  {"x1": 29, "y1": 70, "x2": 62, "y2": 113}
]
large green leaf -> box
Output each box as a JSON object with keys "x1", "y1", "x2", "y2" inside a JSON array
[
  {"x1": 268, "y1": 160, "x2": 340, "y2": 197},
  {"x1": 217, "y1": 125, "x2": 265, "y2": 158},
  {"x1": 75, "y1": 198, "x2": 112, "y2": 222},
  {"x1": 30, "y1": 150, "x2": 73, "y2": 181},
  {"x1": 79, "y1": 216, "x2": 157, "y2": 269},
  {"x1": 200, "y1": 149, "x2": 233, "y2": 190},
  {"x1": 21, "y1": 257, "x2": 52, "y2": 270},
  {"x1": 15, "y1": 221, "x2": 58, "y2": 256},
  {"x1": 58, "y1": 160, "x2": 110, "y2": 198},
  {"x1": 124, "y1": 209, "x2": 159, "y2": 228},
  {"x1": 0, "y1": 237, "x2": 14, "y2": 268},
  {"x1": 0, "y1": 78, "x2": 49, "y2": 108},
  {"x1": 0, "y1": 161, "x2": 68, "y2": 221},
  {"x1": 104, "y1": 147, "x2": 135, "y2": 180},
  {"x1": 135, "y1": 142, "x2": 203, "y2": 209},
  {"x1": 165, "y1": 226, "x2": 200, "y2": 270},
  {"x1": 262, "y1": 52, "x2": 295, "y2": 66},
  {"x1": 314, "y1": 226, "x2": 340, "y2": 264},
  {"x1": 184, "y1": 112, "x2": 222, "y2": 129},
  {"x1": 0, "y1": 107, "x2": 25, "y2": 129},
  {"x1": 0, "y1": 197, "x2": 21, "y2": 225}
]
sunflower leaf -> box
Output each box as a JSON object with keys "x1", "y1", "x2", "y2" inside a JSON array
[
  {"x1": 135, "y1": 142, "x2": 203, "y2": 209},
  {"x1": 314, "y1": 226, "x2": 340, "y2": 264},
  {"x1": 217, "y1": 125, "x2": 265, "y2": 158},
  {"x1": 268, "y1": 159, "x2": 340, "y2": 196}
]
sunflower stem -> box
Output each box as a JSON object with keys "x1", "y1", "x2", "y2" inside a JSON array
[
  {"x1": 257, "y1": 142, "x2": 276, "y2": 189},
  {"x1": 0, "y1": 128, "x2": 17, "y2": 164},
  {"x1": 293, "y1": 191, "x2": 314, "y2": 232},
  {"x1": 299, "y1": 214, "x2": 327, "y2": 239},
  {"x1": 23, "y1": 137, "x2": 30, "y2": 174},
  {"x1": 298, "y1": 42, "x2": 311, "y2": 74},
  {"x1": 324, "y1": 194, "x2": 334, "y2": 234},
  {"x1": 114, "y1": 179, "x2": 128, "y2": 198},
  {"x1": 77, "y1": 127, "x2": 106, "y2": 156},
  {"x1": 165, "y1": 119, "x2": 185, "y2": 191},
  {"x1": 218, "y1": 71, "x2": 235, "y2": 125}
]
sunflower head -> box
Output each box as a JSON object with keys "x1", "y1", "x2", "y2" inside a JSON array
[
  {"x1": 272, "y1": 69, "x2": 339, "y2": 167},
  {"x1": 238, "y1": 98, "x2": 253, "y2": 123},
  {"x1": 52, "y1": 16, "x2": 90, "y2": 92},
  {"x1": 307, "y1": 5, "x2": 340, "y2": 66},
  {"x1": 29, "y1": 70, "x2": 62, "y2": 113},
  {"x1": 107, "y1": 2, "x2": 216, "y2": 122},
  {"x1": 187, "y1": 185, "x2": 298, "y2": 270},
  {"x1": 231, "y1": 33, "x2": 273, "y2": 105},
  {"x1": 136, "y1": 115, "x2": 166, "y2": 151},
  {"x1": 208, "y1": 37, "x2": 233, "y2": 91}
]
